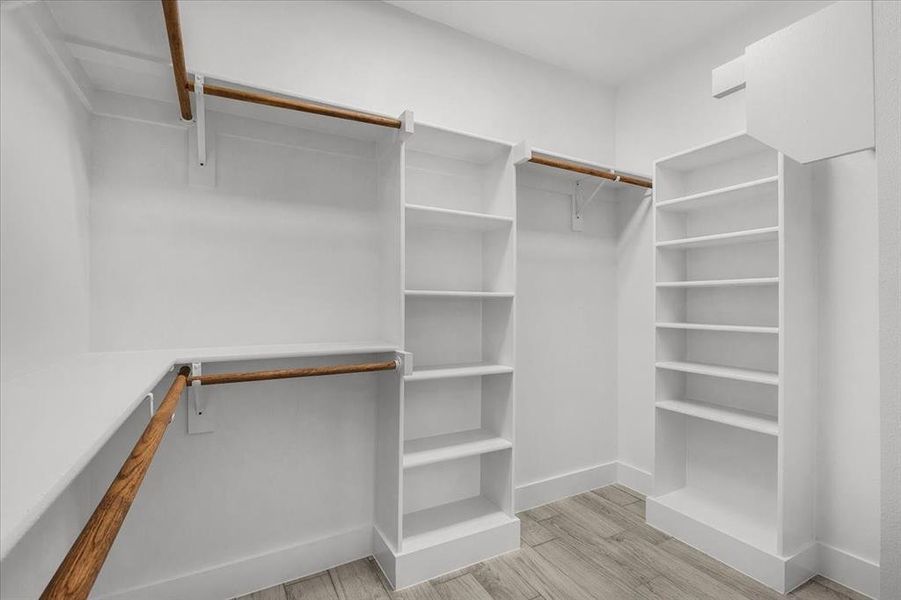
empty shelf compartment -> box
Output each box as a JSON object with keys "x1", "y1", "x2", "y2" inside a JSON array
[
  {"x1": 651, "y1": 486, "x2": 777, "y2": 554},
  {"x1": 402, "y1": 496, "x2": 515, "y2": 553}
]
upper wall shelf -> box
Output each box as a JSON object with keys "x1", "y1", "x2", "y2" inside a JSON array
[
  {"x1": 655, "y1": 176, "x2": 778, "y2": 212},
  {"x1": 405, "y1": 204, "x2": 513, "y2": 232}
]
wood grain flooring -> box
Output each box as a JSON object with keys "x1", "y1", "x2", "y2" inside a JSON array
[{"x1": 236, "y1": 485, "x2": 871, "y2": 600}]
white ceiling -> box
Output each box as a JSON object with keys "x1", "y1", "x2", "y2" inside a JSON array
[
  {"x1": 42, "y1": 0, "x2": 823, "y2": 105},
  {"x1": 385, "y1": 0, "x2": 787, "y2": 85}
]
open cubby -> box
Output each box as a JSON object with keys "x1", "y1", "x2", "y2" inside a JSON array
[
  {"x1": 405, "y1": 219, "x2": 514, "y2": 294},
  {"x1": 401, "y1": 450, "x2": 514, "y2": 553},
  {"x1": 404, "y1": 125, "x2": 513, "y2": 217},
  {"x1": 657, "y1": 285, "x2": 779, "y2": 328},
  {"x1": 404, "y1": 297, "x2": 513, "y2": 370},
  {"x1": 655, "y1": 411, "x2": 778, "y2": 553}
]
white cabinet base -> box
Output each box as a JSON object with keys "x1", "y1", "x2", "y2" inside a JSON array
[
  {"x1": 647, "y1": 498, "x2": 817, "y2": 593},
  {"x1": 373, "y1": 518, "x2": 520, "y2": 590}
]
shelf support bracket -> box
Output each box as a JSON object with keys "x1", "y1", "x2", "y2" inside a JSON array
[
  {"x1": 195, "y1": 74, "x2": 206, "y2": 167},
  {"x1": 187, "y1": 361, "x2": 214, "y2": 434},
  {"x1": 572, "y1": 178, "x2": 608, "y2": 231},
  {"x1": 396, "y1": 351, "x2": 413, "y2": 376},
  {"x1": 188, "y1": 74, "x2": 215, "y2": 188}
]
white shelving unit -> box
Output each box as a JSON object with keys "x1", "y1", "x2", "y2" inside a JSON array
[
  {"x1": 373, "y1": 123, "x2": 519, "y2": 590},
  {"x1": 648, "y1": 132, "x2": 816, "y2": 594}
]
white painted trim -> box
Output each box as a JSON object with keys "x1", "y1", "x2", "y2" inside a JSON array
[
  {"x1": 94, "y1": 526, "x2": 372, "y2": 600},
  {"x1": 514, "y1": 462, "x2": 617, "y2": 512},
  {"x1": 616, "y1": 462, "x2": 653, "y2": 496},
  {"x1": 392, "y1": 520, "x2": 520, "y2": 589},
  {"x1": 817, "y1": 542, "x2": 880, "y2": 600},
  {"x1": 647, "y1": 496, "x2": 791, "y2": 592}
]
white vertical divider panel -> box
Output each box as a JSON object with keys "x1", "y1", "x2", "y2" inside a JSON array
[
  {"x1": 373, "y1": 130, "x2": 406, "y2": 559},
  {"x1": 388, "y1": 126, "x2": 519, "y2": 589},
  {"x1": 776, "y1": 154, "x2": 817, "y2": 560}
]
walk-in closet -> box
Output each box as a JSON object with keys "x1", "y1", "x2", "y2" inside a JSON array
[{"x1": 1, "y1": 2, "x2": 897, "y2": 600}]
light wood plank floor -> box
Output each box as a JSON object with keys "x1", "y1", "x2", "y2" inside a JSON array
[{"x1": 236, "y1": 485, "x2": 871, "y2": 600}]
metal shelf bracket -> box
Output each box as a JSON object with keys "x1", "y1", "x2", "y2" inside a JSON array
[
  {"x1": 187, "y1": 361, "x2": 214, "y2": 434},
  {"x1": 572, "y1": 178, "x2": 609, "y2": 231}
]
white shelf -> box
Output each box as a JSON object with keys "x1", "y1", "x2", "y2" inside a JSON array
[
  {"x1": 405, "y1": 290, "x2": 514, "y2": 299},
  {"x1": 404, "y1": 363, "x2": 514, "y2": 382},
  {"x1": 402, "y1": 496, "x2": 515, "y2": 553},
  {"x1": 655, "y1": 176, "x2": 778, "y2": 212},
  {"x1": 651, "y1": 487, "x2": 777, "y2": 554},
  {"x1": 656, "y1": 322, "x2": 778, "y2": 335},
  {"x1": 656, "y1": 399, "x2": 778, "y2": 436},
  {"x1": 655, "y1": 132, "x2": 774, "y2": 171},
  {"x1": 405, "y1": 204, "x2": 513, "y2": 232},
  {"x1": 655, "y1": 361, "x2": 779, "y2": 385},
  {"x1": 656, "y1": 226, "x2": 779, "y2": 250},
  {"x1": 656, "y1": 277, "x2": 779, "y2": 288},
  {"x1": 403, "y1": 429, "x2": 512, "y2": 469}
]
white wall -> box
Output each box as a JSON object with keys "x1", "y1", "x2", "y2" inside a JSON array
[
  {"x1": 88, "y1": 107, "x2": 392, "y2": 351},
  {"x1": 0, "y1": 356, "x2": 387, "y2": 599},
  {"x1": 1, "y1": 79, "x2": 401, "y2": 599},
  {"x1": 515, "y1": 170, "x2": 620, "y2": 493},
  {"x1": 874, "y1": 1, "x2": 901, "y2": 596},
  {"x1": 813, "y1": 151, "x2": 881, "y2": 565},
  {"x1": 178, "y1": 0, "x2": 616, "y2": 166},
  {"x1": 613, "y1": 0, "x2": 882, "y2": 591},
  {"x1": 0, "y1": 7, "x2": 91, "y2": 379}
]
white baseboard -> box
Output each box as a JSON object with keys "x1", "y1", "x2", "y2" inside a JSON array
[
  {"x1": 515, "y1": 462, "x2": 617, "y2": 511},
  {"x1": 616, "y1": 462, "x2": 653, "y2": 496},
  {"x1": 817, "y1": 542, "x2": 880, "y2": 599},
  {"x1": 95, "y1": 526, "x2": 373, "y2": 600},
  {"x1": 95, "y1": 471, "x2": 880, "y2": 600}
]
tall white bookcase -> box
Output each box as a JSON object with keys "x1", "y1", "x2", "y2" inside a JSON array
[
  {"x1": 374, "y1": 124, "x2": 520, "y2": 589},
  {"x1": 647, "y1": 133, "x2": 816, "y2": 593}
]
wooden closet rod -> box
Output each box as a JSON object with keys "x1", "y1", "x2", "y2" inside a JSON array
[
  {"x1": 184, "y1": 81, "x2": 403, "y2": 129},
  {"x1": 161, "y1": 0, "x2": 192, "y2": 121},
  {"x1": 160, "y1": 0, "x2": 401, "y2": 129},
  {"x1": 529, "y1": 153, "x2": 653, "y2": 189},
  {"x1": 188, "y1": 359, "x2": 399, "y2": 386},
  {"x1": 41, "y1": 357, "x2": 398, "y2": 600},
  {"x1": 41, "y1": 366, "x2": 192, "y2": 600}
]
